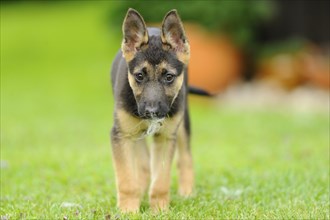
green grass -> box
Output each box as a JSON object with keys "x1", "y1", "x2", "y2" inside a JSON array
[{"x1": 1, "y1": 2, "x2": 329, "y2": 219}]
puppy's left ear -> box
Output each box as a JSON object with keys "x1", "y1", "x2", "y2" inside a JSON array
[{"x1": 161, "y1": 10, "x2": 190, "y2": 64}]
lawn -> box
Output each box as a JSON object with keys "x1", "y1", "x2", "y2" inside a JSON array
[{"x1": 1, "y1": 2, "x2": 329, "y2": 219}]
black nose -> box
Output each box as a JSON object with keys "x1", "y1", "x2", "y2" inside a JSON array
[
  {"x1": 144, "y1": 102, "x2": 166, "y2": 118},
  {"x1": 145, "y1": 106, "x2": 161, "y2": 118}
]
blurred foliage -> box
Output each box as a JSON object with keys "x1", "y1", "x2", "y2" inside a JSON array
[
  {"x1": 257, "y1": 38, "x2": 308, "y2": 59},
  {"x1": 109, "y1": 0, "x2": 275, "y2": 48}
]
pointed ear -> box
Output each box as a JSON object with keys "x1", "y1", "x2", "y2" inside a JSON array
[
  {"x1": 121, "y1": 8, "x2": 149, "y2": 61},
  {"x1": 161, "y1": 10, "x2": 190, "y2": 64}
]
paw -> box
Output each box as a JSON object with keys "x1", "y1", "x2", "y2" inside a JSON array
[
  {"x1": 118, "y1": 198, "x2": 140, "y2": 213},
  {"x1": 150, "y1": 194, "x2": 169, "y2": 212},
  {"x1": 179, "y1": 185, "x2": 193, "y2": 197}
]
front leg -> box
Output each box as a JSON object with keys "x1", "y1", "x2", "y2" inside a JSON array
[
  {"x1": 111, "y1": 127, "x2": 142, "y2": 213},
  {"x1": 177, "y1": 123, "x2": 194, "y2": 197},
  {"x1": 135, "y1": 138, "x2": 150, "y2": 194},
  {"x1": 149, "y1": 135, "x2": 176, "y2": 211}
]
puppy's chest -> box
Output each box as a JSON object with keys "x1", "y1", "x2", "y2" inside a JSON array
[
  {"x1": 128, "y1": 117, "x2": 179, "y2": 140},
  {"x1": 117, "y1": 109, "x2": 182, "y2": 139},
  {"x1": 121, "y1": 118, "x2": 166, "y2": 139}
]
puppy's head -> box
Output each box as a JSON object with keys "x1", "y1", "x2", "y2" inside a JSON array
[{"x1": 121, "y1": 9, "x2": 190, "y2": 119}]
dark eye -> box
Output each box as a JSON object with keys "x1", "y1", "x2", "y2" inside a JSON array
[
  {"x1": 165, "y1": 73, "x2": 175, "y2": 83},
  {"x1": 134, "y1": 73, "x2": 144, "y2": 83}
]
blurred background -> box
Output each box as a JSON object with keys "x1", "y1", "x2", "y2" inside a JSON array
[
  {"x1": 1, "y1": 1, "x2": 329, "y2": 218},
  {"x1": 1, "y1": 0, "x2": 329, "y2": 120},
  {"x1": 109, "y1": 0, "x2": 330, "y2": 106}
]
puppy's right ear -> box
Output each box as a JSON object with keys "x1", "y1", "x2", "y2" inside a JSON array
[{"x1": 121, "y1": 8, "x2": 148, "y2": 61}]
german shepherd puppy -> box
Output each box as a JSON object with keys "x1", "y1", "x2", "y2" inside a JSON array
[{"x1": 110, "y1": 8, "x2": 193, "y2": 212}]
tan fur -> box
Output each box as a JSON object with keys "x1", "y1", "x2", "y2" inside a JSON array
[
  {"x1": 111, "y1": 135, "x2": 141, "y2": 212},
  {"x1": 177, "y1": 122, "x2": 194, "y2": 196},
  {"x1": 149, "y1": 135, "x2": 175, "y2": 211},
  {"x1": 111, "y1": 138, "x2": 151, "y2": 212},
  {"x1": 121, "y1": 31, "x2": 149, "y2": 62},
  {"x1": 112, "y1": 9, "x2": 193, "y2": 213},
  {"x1": 167, "y1": 73, "x2": 184, "y2": 106},
  {"x1": 116, "y1": 109, "x2": 148, "y2": 138},
  {"x1": 134, "y1": 138, "x2": 150, "y2": 194},
  {"x1": 176, "y1": 51, "x2": 190, "y2": 65},
  {"x1": 161, "y1": 32, "x2": 190, "y2": 65},
  {"x1": 121, "y1": 42, "x2": 136, "y2": 62},
  {"x1": 149, "y1": 112, "x2": 184, "y2": 211},
  {"x1": 112, "y1": 108, "x2": 191, "y2": 212},
  {"x1": 157, "y1": 62, "x2": 184, "y2": 104},
  {"x1": 111, "y1": 110, "x2": 150, "y2": 212}
]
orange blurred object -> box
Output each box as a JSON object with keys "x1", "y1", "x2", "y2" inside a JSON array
[
  {"x1": 257, "y1": 44, "x2": 329, "y2": 90},
  {"x1": 301, "y1": 46, "x2": 330, "y2": 90},
  {"x1": 185, "y1": 25, "x2": 243, "y2": 95},
  {"x1": 257, "y1": 53, "x2": 305, "y2": 90}
]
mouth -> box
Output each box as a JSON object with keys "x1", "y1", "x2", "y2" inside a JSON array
[
  {"x1": 138, "y1": 110, "x2": 167, "y2": 119},
  {"x1": 139, "y1": 113, "x2": 166, "y2": 120}
]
